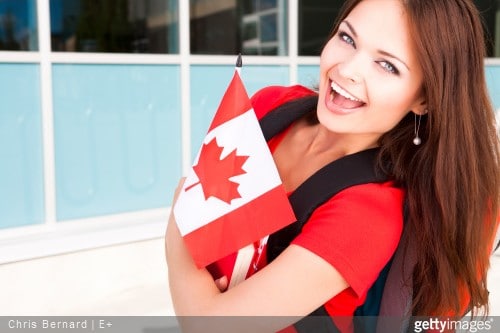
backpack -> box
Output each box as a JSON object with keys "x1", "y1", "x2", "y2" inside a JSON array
[{"x1": 259, "y1": 95, "x2": 413, "y2": 333}]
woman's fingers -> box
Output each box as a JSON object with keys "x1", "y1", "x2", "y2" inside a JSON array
[{"x1": 214, "y1": 276, "x2": 229, "y2": 292}]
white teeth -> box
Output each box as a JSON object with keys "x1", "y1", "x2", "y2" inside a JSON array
[{"x1": 330, "y1": 81, "x2": 362, "y2": 102}]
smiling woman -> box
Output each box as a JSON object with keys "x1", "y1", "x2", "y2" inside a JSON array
[{"x1": 166, "y1": 0, "x2": 499, "y2": 332}]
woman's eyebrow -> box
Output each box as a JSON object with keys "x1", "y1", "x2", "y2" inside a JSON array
[
  {"x1": 342, "y1": 20, "x2": 410, "y2": 71},
  {"x1": 378, "y1": 50, "x2": 410, "y2": 71},
  {"x1": 343, "y1": 20, "x2": 357, "y2": 38}
]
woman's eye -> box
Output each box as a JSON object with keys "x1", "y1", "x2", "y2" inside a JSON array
[
  {"x1": 338, "y1": 31, "x2": 355, "y2": 47},
  {"x1": 379, "y1": 61, "x2": 400, "y2": 75}
]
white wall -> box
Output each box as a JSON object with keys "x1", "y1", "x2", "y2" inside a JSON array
[{"x1": 0, "y1": 238, "x2": 173, "y2": 316}]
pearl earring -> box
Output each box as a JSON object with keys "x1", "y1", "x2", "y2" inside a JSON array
[{"x1": 413, "y1": 113, "x2": 422, "y2": 146}]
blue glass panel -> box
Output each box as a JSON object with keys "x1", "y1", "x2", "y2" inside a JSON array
[
  {"x1": 190, "y1": 64, "x2": 289, "y2": 159},
  {"x1": 485, "y1": 65, "x2": 500, "y2": 116},
  {"x1": 297, "y1": 65, "x2": 319, "y2": 88},
  {"x1": 0, "y1": 0, "x2": 38, "y2": 51},
  {"x1": 0, "y1": 64, "x2": 44, "y2": 229},
  {"x1": 53, "y1": 64, "x2": 182, "y2": 220}
]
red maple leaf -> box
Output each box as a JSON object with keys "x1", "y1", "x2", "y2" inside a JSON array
[{"x1": 185, "y1": 138, "x2": 249, "y2": 204}]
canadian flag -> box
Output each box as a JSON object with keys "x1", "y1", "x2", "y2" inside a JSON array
[{"x1": 173, "y1": 70, "x2": 296, "y2": 274}]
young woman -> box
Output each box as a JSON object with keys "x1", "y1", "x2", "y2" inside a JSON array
[{"x1": 165, "y1": 0, "x2": 499, "y2": 331}]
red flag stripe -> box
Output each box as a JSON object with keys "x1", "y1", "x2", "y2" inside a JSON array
[
  {"x1": 277, "y1": 325, "x2": 299, "y2": 333},
  {"x1": 207, "y1": 71, "x2": 252, "y2": 133},
  {"x1": 183, "y1": 184, "x2": 296, "y2": 268}
]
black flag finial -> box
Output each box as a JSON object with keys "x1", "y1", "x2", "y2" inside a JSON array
[{"x1": 236, "y1": 53, "x2": 242, "y2": 68}]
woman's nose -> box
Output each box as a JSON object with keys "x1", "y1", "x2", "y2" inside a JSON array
[{"x1": 337, "y1": 53, "x2": 364, "y2": 84}]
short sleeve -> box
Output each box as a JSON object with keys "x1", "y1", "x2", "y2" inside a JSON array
[{"x1": 291, "y1": 182, "x2": 404, "y2": 299}]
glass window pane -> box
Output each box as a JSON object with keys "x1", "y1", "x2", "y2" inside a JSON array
[
  {"x1": 298, "y1": 0, "x2": 342, "y2": 56},
  {"x1": 485, "y1": 65, "x2": 500, "y2": 113},
  {"x1": 52, "y1": 64, "x2": 182, "y2": 220},
  {"x1": 190, "y1": 0, "x2": 287, "y2": 55},
  {"x1": 0, "y1": 0, "x2": 38, "y2": 51},
  {"x1": 0, "y1": 64, "x2": 44, "y2": 229},
  {"x1": 50, "y1": 0, "x2": 179, "y2": 53},
  {"x1": 474, "y1": 0, "x2": 500, "y2": 57},
  {"x1": 298, "y1": 65, "x2": 319, "y2": 88}
]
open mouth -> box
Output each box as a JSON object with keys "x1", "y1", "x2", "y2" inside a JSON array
[{"x1": 329, "y1": 80, "x2": 366, "y2": 109}]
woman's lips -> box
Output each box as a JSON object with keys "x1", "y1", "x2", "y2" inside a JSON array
[{"x1": 326, "y1": 80, "x2": 366, "y2": 113}]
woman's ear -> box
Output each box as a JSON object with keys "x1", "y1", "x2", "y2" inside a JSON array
[{"x1": 412, "y1": 100, "x2": 428, "y2": 116}]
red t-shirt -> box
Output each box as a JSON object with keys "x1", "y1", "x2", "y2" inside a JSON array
[{"x1": 252, "y1": 85, "x2": 405, "y2": 328}]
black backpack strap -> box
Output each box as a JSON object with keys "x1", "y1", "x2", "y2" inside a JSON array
[
  {"x1": 259, "y1": 94, "x2": 319, "y2": 141},
  {"x1": 267, "y1": 148, "x2": 386, "y2": 262}
]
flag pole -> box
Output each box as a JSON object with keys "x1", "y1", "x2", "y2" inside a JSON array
[{"x1": 236, "y1": 53, "x2": 242, "y2": 75}]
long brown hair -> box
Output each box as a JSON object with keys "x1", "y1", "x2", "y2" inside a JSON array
[{"x1": 330, "y1": 0, "x2": 500, "y2": 316}]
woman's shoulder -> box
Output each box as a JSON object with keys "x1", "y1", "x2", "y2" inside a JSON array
[
  {"x1": 250, "y1": 85, "x2": 317, "y2": 120},
  {"x1": 326, "y1": 181, "x2": 405, "y2": 220},
  {"x1": 304, "y1": 181, "x2": 405, "y2": 238}
]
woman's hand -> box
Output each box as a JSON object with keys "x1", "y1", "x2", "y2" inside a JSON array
[{"x1": 214, "y1": 276, "x2": 228, "y2": 292}]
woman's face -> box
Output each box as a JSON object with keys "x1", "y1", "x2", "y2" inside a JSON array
[{"x1": 317, "y1": 0, "x2": 425, "y2": 140}]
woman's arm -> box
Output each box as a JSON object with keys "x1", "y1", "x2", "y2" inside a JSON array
[{"x1": 165, "y1": 208, "x2": 348, "y2": 332}]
